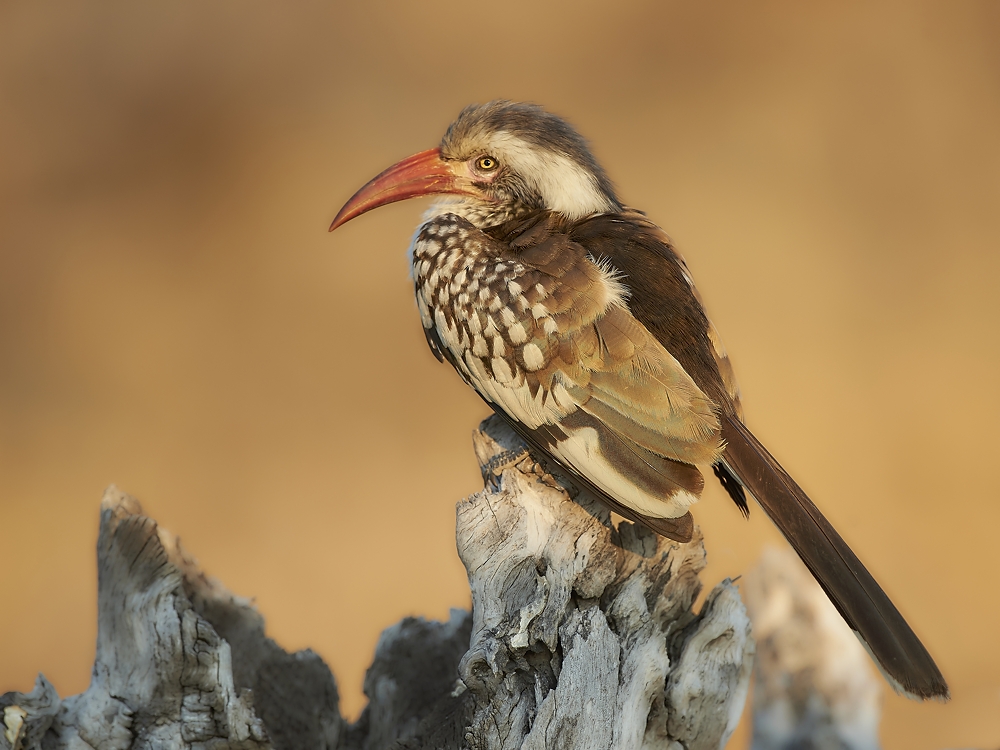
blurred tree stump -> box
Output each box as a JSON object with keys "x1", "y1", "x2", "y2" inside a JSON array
[
  {"x1": 0, "y1": 416, "x2": 755, "y2": 750},
  {"x1": 743, "y1": 547, "x2": 882, "y2": 750}
]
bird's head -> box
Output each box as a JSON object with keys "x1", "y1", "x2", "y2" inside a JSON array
[{"x1": 330, "y1": 101, "x2": 621, "y2": 231}]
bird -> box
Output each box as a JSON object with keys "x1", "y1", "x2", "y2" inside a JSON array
[{"x1": 328, "y1": 100, "x2": 948, "y2": 701}]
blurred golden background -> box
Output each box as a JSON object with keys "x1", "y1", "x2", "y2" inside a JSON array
[{"x1": 1, "y1": 1, "x2": 998, "y2": 747}]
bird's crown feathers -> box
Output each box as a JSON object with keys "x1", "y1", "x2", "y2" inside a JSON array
[{"x1": 440, "y1": 101, "x2": 621, "y2": 221}]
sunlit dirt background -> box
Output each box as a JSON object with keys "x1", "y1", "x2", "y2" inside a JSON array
[{"x1": 2, "y1": 2, "x2": 998, "y2": 747}]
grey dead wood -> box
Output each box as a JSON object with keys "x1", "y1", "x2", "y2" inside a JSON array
[
  {"x1": 2, "y1": 416, "x2": 755, "y2": 750},
  {"x1": 743, "y1": 547, "x2": 883, "y2": 750},
  {"x1": 456, "y1": 416, "x2": 755, "y2": 750}
]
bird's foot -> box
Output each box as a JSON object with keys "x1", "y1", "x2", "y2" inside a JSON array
[
  {"x1": 482, "y1": 447, "x2": 530, "y2": 491},
  {"x1": 482, "y1": 446, "x2": 562, "y2": 492}
]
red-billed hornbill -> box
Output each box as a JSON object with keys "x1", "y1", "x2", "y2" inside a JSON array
[{"x1": 329, "y1": 101, "x2": 947, "y2": 700}]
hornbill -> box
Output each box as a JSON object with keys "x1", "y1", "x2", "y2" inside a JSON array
[{"x1": 329, "y1": 100, "x2": 948, "y2": 700}]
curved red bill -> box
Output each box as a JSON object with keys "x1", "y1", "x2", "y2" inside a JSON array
[{"x1": 329, "y1": 148, "x2": 479, "y2": 231}]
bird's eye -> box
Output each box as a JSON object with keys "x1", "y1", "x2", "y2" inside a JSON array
[{"x1": 475, "y1": 156, "x2": 498, "y2": 172}]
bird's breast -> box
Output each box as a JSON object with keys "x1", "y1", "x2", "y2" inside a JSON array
[{"x1": 410, "y1": 214, "x2": 572, "y2": 426}]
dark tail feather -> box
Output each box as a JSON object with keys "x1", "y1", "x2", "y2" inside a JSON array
[
  {"x1": 720, "y1": 414, "x2": 949, "y2": 700},
  {"x1": 713, "y1": 461, "x2": 749, "y2": 517}
]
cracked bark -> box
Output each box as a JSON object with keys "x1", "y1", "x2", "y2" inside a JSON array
[{"x1": 1, "y1": 416, "x2": 756, "y2": 750}]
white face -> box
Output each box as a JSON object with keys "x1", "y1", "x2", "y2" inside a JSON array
[
  {"x1": 486, "y1": 131, "x2": 616, "y2": 220},
  {"x1": 446, "y1": 131, "x2": 617, "y2": 222}
]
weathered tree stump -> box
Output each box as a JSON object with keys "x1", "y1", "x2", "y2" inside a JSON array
[
  {"x1": 456, "y1": 416, "x2": 754, "y2": 750},
  {"x1": 1, "y1": 416, "x2": 756, "y2": 750}
]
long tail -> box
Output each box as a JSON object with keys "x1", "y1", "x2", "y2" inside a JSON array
[{"x1": 720, "y1": 414, "x2": 948, "y2": 700}]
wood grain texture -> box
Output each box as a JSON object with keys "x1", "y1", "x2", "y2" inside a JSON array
[{"x1": 2, "y1": 422, "x2": 755, "y2": 750}]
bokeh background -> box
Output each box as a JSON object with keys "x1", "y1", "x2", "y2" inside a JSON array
[{"x1": 2, "y1": 1, "x2": 998, "y2": 747}]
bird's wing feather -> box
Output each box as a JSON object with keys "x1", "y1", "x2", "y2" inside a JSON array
[
  {"x1": 518, "y1": 238, "x2": 724, "y2": 517},
  {"x1": 567, "y1": 210, "x2": 739, "y2": 414}
]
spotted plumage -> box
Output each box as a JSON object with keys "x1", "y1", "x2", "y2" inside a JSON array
[
  {"x1": 330, "y1": 100, "x2": 948, "y2": 701},
  {"x1": 411, "y1": 209, "x2": 723, "y2": 534}
]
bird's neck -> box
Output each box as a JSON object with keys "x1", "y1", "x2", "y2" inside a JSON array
[{"x1": 422, "y1": 197, "x2": 537, "y2": 231}]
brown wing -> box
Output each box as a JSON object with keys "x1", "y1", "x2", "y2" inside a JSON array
[
  {"x1": 567, "y1": 210, "x2": 740, "y2": 415},
  {"x1": 484, "y1": 212, "x2": 746, "y2": 519},
  {"x1": 566, "y1": 210, "x2": 751, "y2": 510}
]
